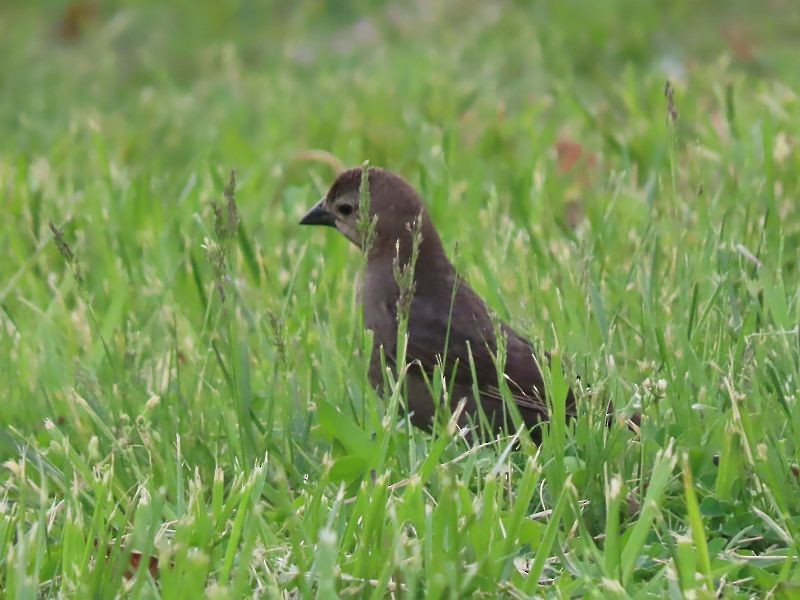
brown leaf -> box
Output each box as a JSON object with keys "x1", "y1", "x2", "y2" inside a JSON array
[
  {"x1": 722, "y1": 25, "x2": 755, "y2": 62},
  {"x1": 54, "y1": 1, "x2": 98, "y2": 42},
  {"x1": 555, "y1": 137, "x2": 597, "y2": 177},
  {"x1": 94, "y1": 539, "x2": 162, "y2": 581},
  {"x1": 555, "y1": 138, "x2": 585, "y2": 174},
  {"x1": 126, "y1": 551, "x2": 160, "y2": 580}
]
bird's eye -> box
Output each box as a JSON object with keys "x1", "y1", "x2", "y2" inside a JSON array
[{"x1": 337, "y1": 203, "x2": 354, "y2": 216}]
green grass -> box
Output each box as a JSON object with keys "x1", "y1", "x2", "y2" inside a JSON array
[{"x1": 2, "y1": 0, "x2": 800, "y2": 597}]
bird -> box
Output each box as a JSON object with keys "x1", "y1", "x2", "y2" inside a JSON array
[{"x1": 300, "y1": 166, "x2": 576, "y2": 438}]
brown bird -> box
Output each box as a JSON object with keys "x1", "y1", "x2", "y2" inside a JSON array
[{"x1": 300, "y1": 167, "x2": 576, "y2": 437}]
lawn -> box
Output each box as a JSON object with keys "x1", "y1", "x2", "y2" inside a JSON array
[{"x1": 2, "y1": 0, "x2": 800, "y2": 597}]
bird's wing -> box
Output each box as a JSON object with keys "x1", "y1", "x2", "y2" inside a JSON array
[
  {"x1": 377, "y1": 289, "x2": 551, "y2": 416},
  {"x1": 412, "y1": 315, "x2": 548, "y2": 414}
]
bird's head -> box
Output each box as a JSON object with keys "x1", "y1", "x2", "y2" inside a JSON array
[{"x1": 300, "y1": 167, "x2": 442, "y2": 259}]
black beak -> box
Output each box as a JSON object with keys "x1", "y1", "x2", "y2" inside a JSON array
[{"x1": 299, "y1": 198, "x2": 336, "y2": 227}]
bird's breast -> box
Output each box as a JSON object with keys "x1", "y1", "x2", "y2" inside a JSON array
[{"x1": 362, "y1": 264, "x2": 399, "y2": 349}]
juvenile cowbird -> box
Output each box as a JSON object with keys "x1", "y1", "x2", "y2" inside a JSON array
[{"x1": 301, "y1": 167, "x2": 576, "y2": 436}]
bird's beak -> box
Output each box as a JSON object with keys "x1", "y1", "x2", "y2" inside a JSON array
[{"x1": 299, "y1": 198, "x2": 336, "y2": 227}]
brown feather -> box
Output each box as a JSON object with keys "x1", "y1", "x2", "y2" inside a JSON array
[{"x1": 312, "y1": 167, "x2": 576, "y2": 437}]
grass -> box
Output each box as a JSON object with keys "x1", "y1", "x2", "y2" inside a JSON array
[{"x1": 2, "y1": 0, "x2": 800, "y2": 596}]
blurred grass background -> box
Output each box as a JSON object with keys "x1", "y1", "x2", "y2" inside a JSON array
[{"x1": 2, "y1": 0, "x2": 800, "y2": 596}]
